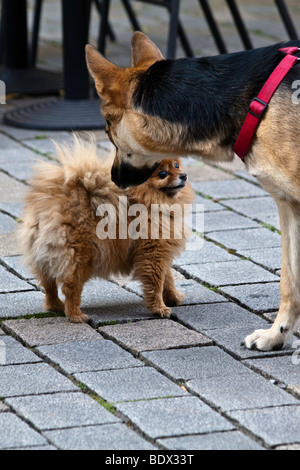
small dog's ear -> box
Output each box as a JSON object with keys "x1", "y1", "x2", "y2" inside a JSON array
[
  {"x1": 85, "y1": 45, "x2": 123, "y2": 105},
  {"x1": 131, "y1": 32, "x2": 164, "y2": 67}
]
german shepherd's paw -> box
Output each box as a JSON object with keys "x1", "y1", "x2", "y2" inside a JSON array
[{"x1": 242, "y1": 326, "x2": 288, "y2": 351}]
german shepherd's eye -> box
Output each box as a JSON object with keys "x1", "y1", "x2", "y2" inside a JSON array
[
  {"x1": 174, "y1": 162, "x2": 179, "y2": 168},
  {"x1": 127, "y1": 153, "x2": 132, "y2": 158},
  {"x1": 158, "y1": 170, "x2": 168, "y2": 179}
]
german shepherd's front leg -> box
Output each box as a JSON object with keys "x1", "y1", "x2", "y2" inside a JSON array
[{"x1": 243, "y1": 198, "x2": 300, "y2": 350}]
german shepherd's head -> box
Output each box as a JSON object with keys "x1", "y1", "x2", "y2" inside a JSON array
[{"x1": 86, "y1": 33, "x2": 188, "y2": 189}]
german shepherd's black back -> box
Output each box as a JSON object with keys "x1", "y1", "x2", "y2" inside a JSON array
[{"x1": 133, "y1": 40, "x2": 300, "y2": 147}]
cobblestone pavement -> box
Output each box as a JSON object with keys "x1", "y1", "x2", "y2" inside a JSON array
[{"x1": 0, "y1": 0, "x2": 300, "y2": 451}]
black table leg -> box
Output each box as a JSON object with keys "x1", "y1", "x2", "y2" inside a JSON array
[
  {"x1": 0, "y1": 0, "x2": 63, "y2": 95},
  {"x1": 4, "y1": 0, "x2": 105, "y2": 130}
]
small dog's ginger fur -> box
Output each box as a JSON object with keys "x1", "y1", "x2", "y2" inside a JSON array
[{"x1": 18, "y1": 136, "x2": 194, "y2": 322}]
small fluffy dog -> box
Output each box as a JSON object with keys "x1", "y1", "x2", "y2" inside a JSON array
[{"x1": 18, "y1": 137, "x2": 194, "y2": 322}]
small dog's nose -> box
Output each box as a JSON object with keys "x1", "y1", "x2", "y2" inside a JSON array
[{"x1": 180, "y1": 173, "x2": 187, "y2": 181}]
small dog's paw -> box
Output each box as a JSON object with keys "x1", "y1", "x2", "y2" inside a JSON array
[
  {"x1": 164, "y1": 290, "x2": 185, "y2": 307},
  {"x1": 148, "y1": 304, "x2": 171, "y2": 318},
  {"x1": 67, "y1": 312, "x2": 89, "y2": 323},
  {"x1": 242, "y1": 328, "x2": 285, "y2": 351},
  {"x1": 44, "y1": 299, "x2": 65, "y2": 313},
  {"x1": 157, "y1": 306, "x2": 172, "y2": 318}
]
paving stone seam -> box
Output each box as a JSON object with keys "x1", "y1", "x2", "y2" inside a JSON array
[
  {"x1": 241, "y1": 360, "x2": 300, "y2": 398},
  {"x1": 174, "y1": 263, "x2": 280, "y2": 310},
  {"x1": 0, "y1": 258, "x2": 39, "y2": 288},
  {"x1": 1, "y1": 340, "x2": 160, "y2": 449},
  {"x1": 217, "y1": 200, "x2": 280, "y2": 232},
  {"x1": 98, "y1": 320, "x2": 213, "y2": 357},
  {"x1": 0, "y1": 129, "x2": 56, "y2": 163},
  {"x1": 202, "y1": 235, "x2": 281, "y2": 276},
  {"x1": 3, "y1": 334, "x2": 169, "y2": 448},
  {"x1": 2, "y1": 401, "x2": 60, "y2": 449},
  {"x1": 202, "y1": 161, "x2": 262, "y2": 188},
  {"x1": 217, "y1": 282, "x2": 281, "y2": 315}
]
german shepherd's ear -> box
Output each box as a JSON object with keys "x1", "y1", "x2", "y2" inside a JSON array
[
  {"x1": 85, "y1": 45, "x2": 123, "y2": 106},
  {"x1": 131, "y1": 32, "x2": 164, "y2": 67}
]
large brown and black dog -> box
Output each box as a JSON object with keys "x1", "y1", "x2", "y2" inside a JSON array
[{"x1": 86, "y1": 32, "x2": 300, "y2": 351}]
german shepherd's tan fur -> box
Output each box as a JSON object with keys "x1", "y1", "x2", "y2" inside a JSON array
[{"x1": 85, "y1": 32, "x2": 300, "y2": 351}]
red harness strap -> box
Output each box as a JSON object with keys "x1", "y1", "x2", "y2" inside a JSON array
[{"x1": 233, "y1": 47, "x2": 299, "y2": 161}]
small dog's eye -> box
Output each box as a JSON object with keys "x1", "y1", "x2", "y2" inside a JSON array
[
  {"x1": 158, "y1": 171, "x2": 168, "y2": 179},
  {"x1": 174, "y1": 162, "x2": 179, "y2": 168},
  {"x1": 127, "y1": 153, "x2": 132, "y2": 158}
]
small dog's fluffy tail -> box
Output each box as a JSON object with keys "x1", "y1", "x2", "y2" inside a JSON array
[{"x1": 17, "y1": 134, "x2": 118, "y2": 280}]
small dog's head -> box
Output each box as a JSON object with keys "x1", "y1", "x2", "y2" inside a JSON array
[{"x1": 145, "y1": 159, "x2": 187, "y2": 197}]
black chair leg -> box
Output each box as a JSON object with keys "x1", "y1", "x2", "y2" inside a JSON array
[
  {"x1": 275, "y1": 0, "x2": 298, "y2": 40},
  {"x1": 226, "y1": 0, "x2": 253, "y2": 50},
  {"x1": 198, "y1": 0, "x2": 227, "y2": 54},
  {"x1": 166, "y1": 0, "x2": 180, "y2": 58},
  {"x1": 30, "y1": 0, "x2": 43, "y2": 67},
  {"x1": 98, "y1": 0, "x2": 111, "y2": 54},
  {"x1": 94, "y1": 0, "x2": 117, "y2": 41},
  {"x1": 121, "y1": 0, "x2": 142, "y2": 31}
]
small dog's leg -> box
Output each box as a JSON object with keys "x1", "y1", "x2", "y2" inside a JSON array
[
  {"x1": 163, "y1": 267, "x2": 185, "y2": 307},
  {"x1": 243, "y1": 198, "x2": 300, "y2": 351},
  {"x1": 61, "y1": 280, "x2": 89, "y2": 323},
  {"x1": 134, "y1": 261, "x2": 171, "y2": 318},
  {"x1": 41, "y1": 276, "x2": 65, "y2": 313}
]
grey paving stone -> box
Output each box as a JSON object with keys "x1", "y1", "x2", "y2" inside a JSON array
[
  {"x1": 179, "y1": 259, "x2": 278, "y2": 287},
  {"x1": 0, "y1": 265, "x2": 34, "y2": 293},
  {"x1": 0, "y1": 335, "x2": 42, "y2": 365},
  {"x1": 6, "y1": 392, "x2": 120, "y2": 430},
  {"x1": 244, "y1": 355, "x2": 300, "y2": 388},
  {"x1": 203, "y1": 210, "x2": 260, "y2": 233},
  {"x1": 158, "y1": 430, "x2": 264, "y2": 450},
  {"x1": 1, "y1": 255, "x2": 35, "y2": 280},
  {"x1": 141, "y1": 346, "x2": 249, "y2": 382},
  {"x1": 37, "y1": 339, "x2": 142, "y2": 374},
  {"x1": 0, "y1": 290, "x2": 47, "y2": 318},
  {"x1": 116, "y1": 396, "x2": 234, "y2": 439},
  {"x1": 241, "y1": 247, "x2": 282, "y2": 272},
  {"x1": 0, "y1": 171, "x2": 27, "y2": 207},
  {"x1": 172, "y1": 302, "x2": 264, "y2": 332},
  {"x1": 0, "y1": 202, "x2": 24, "y2": 219},
  {"x1": 192, "y1": 179, "x2": 267, "y2": 200},
  {"x1": 220, "y1": 282, "x2": 280, "y2": 313},
  {"x1": 0, "y1": 232, "x2": 20, "y2": 257},
  {"x1": 0, "y1": 362, "x2": 78, "y2": 397},
  {"x1": 3, "y1": 317, "x2": 100, "y2": 347},
  {"x1": 99, "y1": 319, "x2": 211, "y2": 355},
  {"x1": 187, "y1": 369, "x2": 298, "y2": 412},
  {"x1": 223, "y1": 196, "x2": 280, "y2": 230},
  {"x1": 194, "y1": 193, "x2": 226, "y2": 212},
  {"x1": 0, "y1": 212, "x2": 17, "y2": 233},
  {"x1": 173, "y1": 238, "x2": 237, "y2": 266},
  {"x1": 0, "y1": 413, "x2": 48, "y2": 449},
  {"x1": 124, "y1": 278, "x2": 228, "y2": 305},
  {"x1": 79, "y1": 279, "x2": 152, "y2": 327},
  {"x1": 44, "y1": 423, "x2": 156, "y2": 450},
  {"x1": 208, "y1": 227, "x2": 282, "y2": 251},
  {"x1": 75, "y1": 367, "x2": 188, "y2": 403},
  {"x1": 228, "y1": 406, "x2": 300, "y2": 447}
]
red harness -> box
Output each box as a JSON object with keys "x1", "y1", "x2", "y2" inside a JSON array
[{"x1": 233, "y1": 47, "x2": 299, "y2": 161}]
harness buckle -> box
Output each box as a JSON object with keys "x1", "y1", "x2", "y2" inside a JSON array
[{"x1": 248, "y1": 97, "x2": 268, "y2": 119}]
